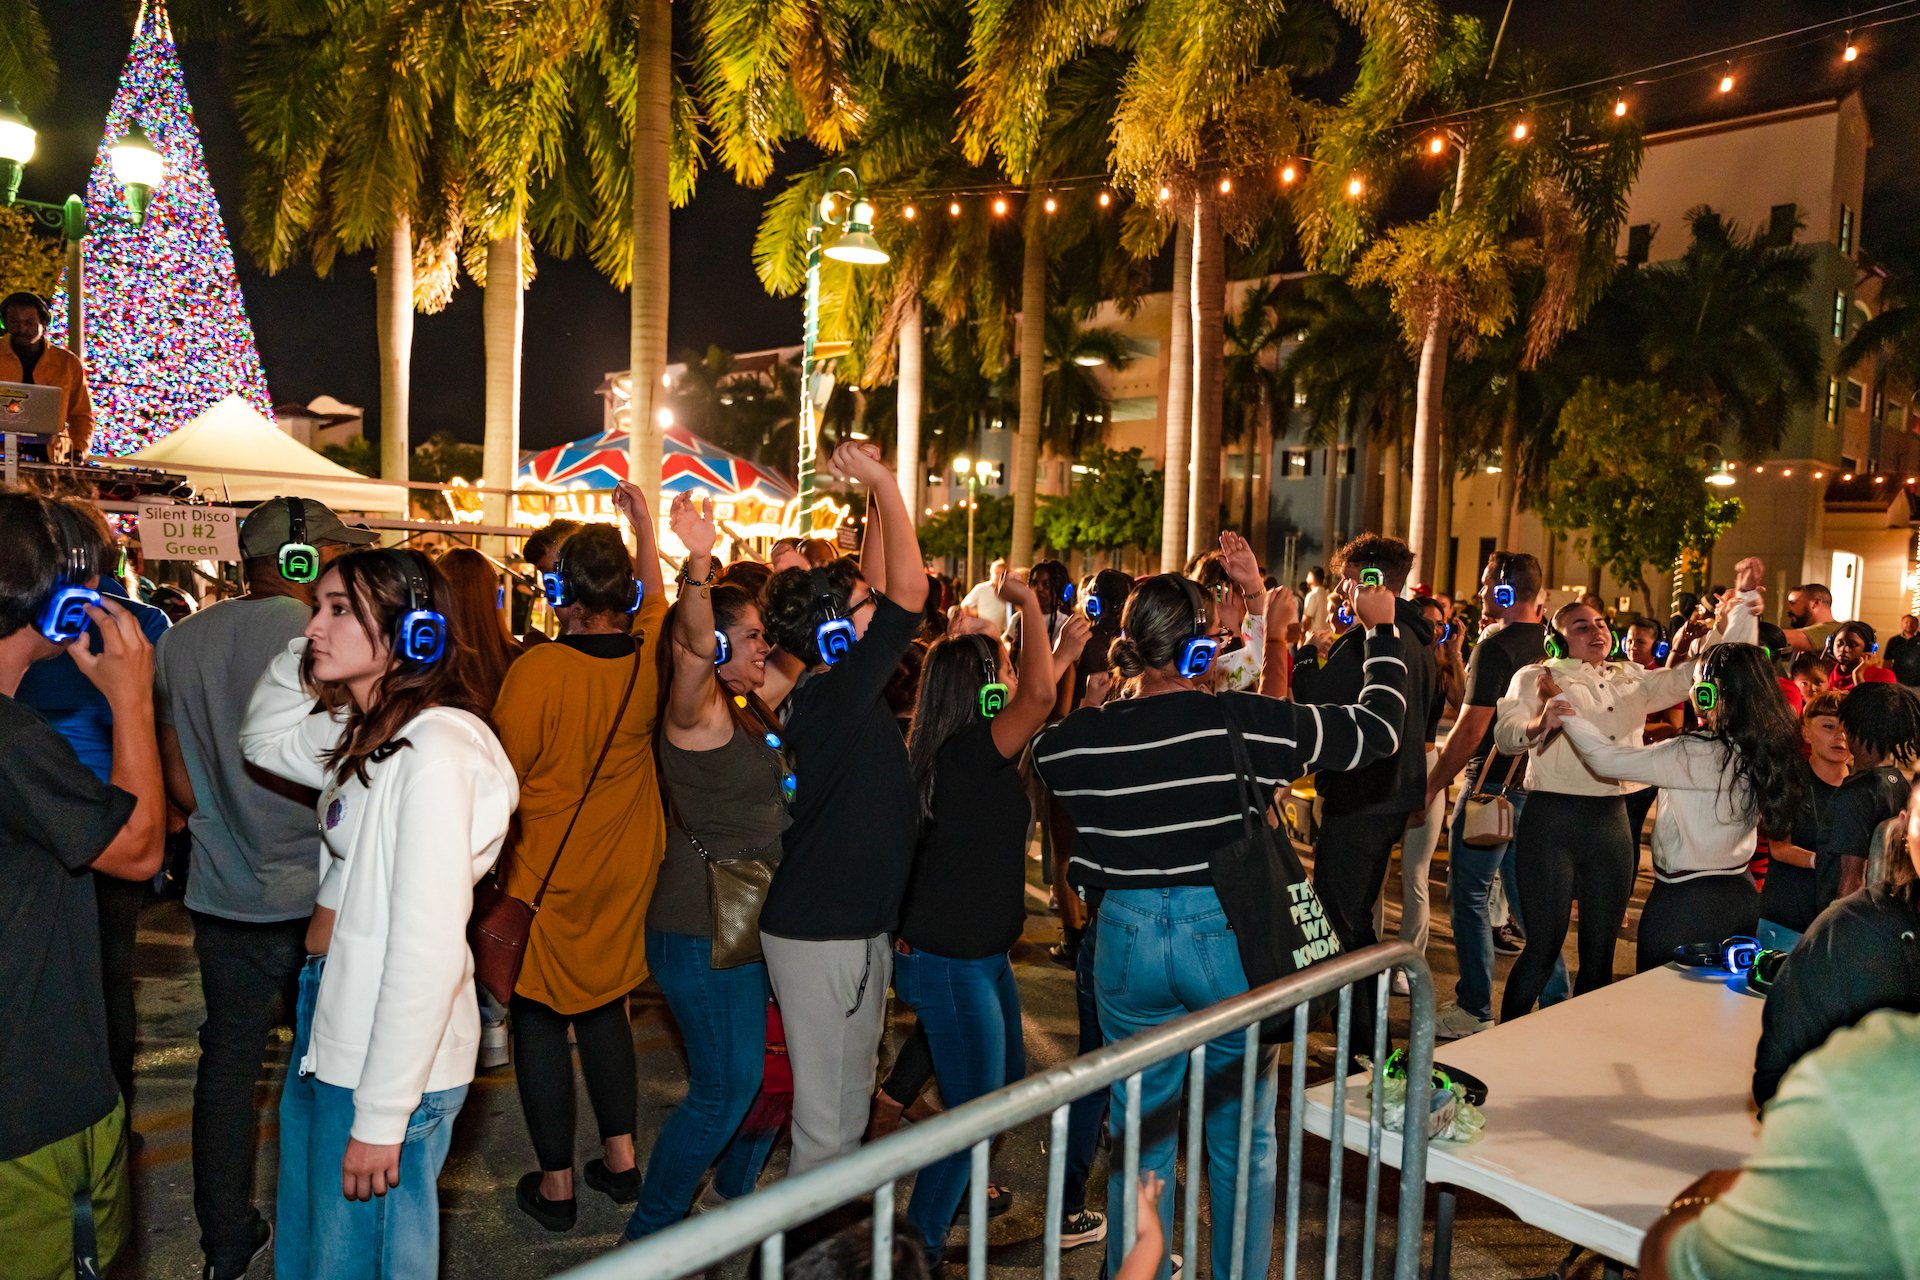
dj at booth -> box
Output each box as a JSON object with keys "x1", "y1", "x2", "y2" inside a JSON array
[{"x1": 2, "y1": 291, "x2": 95, "y2": 462}]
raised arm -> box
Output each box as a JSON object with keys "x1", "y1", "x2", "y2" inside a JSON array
[
  {"x1": 831, "y1": 441, "x2": 928, "y2": 613},
  {"x1": 1255, "y1": 583, "x2": 1405, "y2": 776},
  {"x1": 1259, "y1": 584, "x2": 1298, "y2": 698},
  {"x1": 239, "y1": 639, "x2": 345, "y2": 791},
  {"x1": 664, "y1": 494, "x2": 731, "y2": 744},
  {"x1": 859, "y1": 492, "x2": 885, "y2": 592},
  {"x1": 990, "y1": 578, "x2": 1066, "y2": 758},
  {"x1": 1638, "y1": 578, "x2": 1763, "y2": 712},
  {"x1": 71, "y1": 598, "x2": 165, "y2": 880},
  {"x1": 613, "y1": 480, "x2": 668, "y2": 606},
  {"x1": 1559, "y1": 717, "x2": 1726, "y2": 790},
  {"x1": 1219, "y1": 530, "x2": 1269, "y2": 618}
]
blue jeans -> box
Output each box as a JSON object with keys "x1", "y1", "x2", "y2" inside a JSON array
[
  {"x1": 894, "y1": 946, "x2": 1026, "y2": 1258},
  {"x1": 1095, "y1": 888, "x2": 1279, "y2": 1280},
  {"x1": 276, "y1": 956, "x2": 468, "y2": 1280},
  {"x1": 626, "y1": 930, "x2": 775, "y2": 1240},
  {"x1": 1446, "y1": 788, "x2": 1567, "y2": 1021},
  {"x1": 1065, "y1": 907, "x2": 1107, "y2": 1217}
]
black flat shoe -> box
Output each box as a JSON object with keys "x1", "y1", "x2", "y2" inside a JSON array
[
  {"x1": 584, "y1": 1157, "x2": 640, "y2": 1204},
  {"x1": 516, "y1": 1172, "x2": 578, "y2": 1232}
]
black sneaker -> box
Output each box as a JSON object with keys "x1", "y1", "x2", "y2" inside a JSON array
[
  {"x1": 516, "y1": 1172, "x2": 578, "y2": 1232},
  {"x1": 1060, "y1": 1209, "x2": 1108, "y2": 1248},
  {"x1": 202, "y1": 1215, "x2": 272, "y2": 1280},
  {"x1": 584, "y1": 1157, "x2": 640, "y2": 1204},
  {"x1": 1492, "y1": 923, "x2": 1526, "y2": 955}
]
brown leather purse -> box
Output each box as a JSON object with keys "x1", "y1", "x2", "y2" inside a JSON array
[{"x1": 470, "y1": 649, "x2": 640, "y2": 1005}]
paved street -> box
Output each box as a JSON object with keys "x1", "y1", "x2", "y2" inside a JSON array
[{"x1": 120, "y1": 837, "x2": 1655, "y2": 1279}]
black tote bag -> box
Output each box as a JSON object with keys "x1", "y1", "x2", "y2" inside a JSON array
[{"x1": 1207, "y1": 695, "x2": 1343, "y2": 1038}]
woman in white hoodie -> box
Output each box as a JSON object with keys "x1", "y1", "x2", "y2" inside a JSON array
[{"x1": 241, "y1": 548, "x2": 517, "y2": 1279}]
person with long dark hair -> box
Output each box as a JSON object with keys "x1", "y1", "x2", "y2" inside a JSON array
[
  {"x1": 239, "y1": 549, "x2": 516, "y2": 1279},
  {"x1": 1035, "y1": 573, "x2": 1406, "y2": 1280},
  {"x1": 1493, "y1": 558, "x2": 1763, "y2": 1021},
  {"x1": 626, "y1": 495, "x2": 792, "y2": 1238},
  {"x1": 492, "y1": 485, "x2": 668, "y2": 1231},
  {"x1": 894, "y1": 576, "x2": 1090, "y2": 1260},
  {"x1": 436, "y1": 547, "x2": 523, "y2": 704},
  {"x1": 1547, "y1": 642, "x2": 1804, "y2": 970}
]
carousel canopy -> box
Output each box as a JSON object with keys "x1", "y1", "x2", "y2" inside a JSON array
[{"x1": 521, "y1": 426, "x2": 797, "y2": 506}]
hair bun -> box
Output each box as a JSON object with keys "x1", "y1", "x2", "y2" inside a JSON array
[{"x1": 1109, "y1": 636, "x2": 1148, "y2": 680}]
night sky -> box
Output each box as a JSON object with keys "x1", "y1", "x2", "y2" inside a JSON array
[{"x1": 36, "y1": 1, "x2": 1920, "y2": 455}]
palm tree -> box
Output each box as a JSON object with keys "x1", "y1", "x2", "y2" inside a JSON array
[
  {"x1": 1008, "y1": 308, "x2": 1133, "y2": 459},
  {"x1": 1221, "y1": 282, "x2": 1287, "y2": 539},
  {"x1": 0, "y1": 0, "x2": 56, "y2": 113},
  {"x1": 1301, "y1": 10, "x2": 1642, "y2": 582},
  {"x1": 1840, "y1": 247, "x2": 1920, "y2": 400}
]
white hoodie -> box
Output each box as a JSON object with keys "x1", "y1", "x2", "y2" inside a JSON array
[{"x1": 241, "y1": 640, "x2": 519, "y2": 1145}]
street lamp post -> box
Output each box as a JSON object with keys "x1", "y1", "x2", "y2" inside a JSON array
[
  {"x1": 952, "y1": 455, "x2": 1002, "y2": 586},
  {"x1": 797, "y1": 166, "x2": 888, "y2": 515},
  {"x1": 0, "y1": 99, "x2": 165, "y2": 361}
]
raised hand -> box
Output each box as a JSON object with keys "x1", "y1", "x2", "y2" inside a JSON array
[
  {"x1": 669, "y1": 492, "x2": 717, "y2": 563},
  {"x1": 1537, "y1": 670, "x2": 1563, "y2": 701},
  {"x1": 1219, "y1": 529, "x2": 1261, "y2": 589},
  {"x1": 612, "y1": 479, "x2": 652, "y2": 529},
  {"x1": 1083, "y1": 671, "x2": 1113, "y2": 707},
  {"x1": 70, "y1": 598, "x2": 155, "y2": 715},
  {"x1": 1054, "y1": 612, "x2": 1092, "y2": 666},
  {"x1": 1734, "y1": 556, "x2": 1765, "y2": 594},
  {"x1": 996, "y1": 572, "x2": 1038, "y2": 610},
  {"x1": 1266, "y1": 583, "x2": 1300, "y2": 630},
  {"x1": 827, "y1": 439, "x2": 887, "y2": 487},
  {"x1": 1351, "y1": 579, "x2": 1395, "y2": 628}
]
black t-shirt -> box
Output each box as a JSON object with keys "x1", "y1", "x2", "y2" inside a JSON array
[
  {"x1": 0, "y1": 695, "x2": 135, "y2": 1160},
  {"x1": 1462, "y1": 621, "x2": 1546, "y2": 783},
  {"x1": 897, "y1": 721, "x2": 1030, "y2": 959},
  {"x1": 1816, "y1": 765, "x2": 1907, "y2": 910},
  {"x1": 1760, "y1": 767, "x2": 1843, "y2": 934},
  {"x1": 760, "y1": 594, "x2": 922, "y2": 940},
  {"x1": 1752, "y1": 886, "x2": 1920, "y2": 1105},
  {"x1": 1881, "y1": 633, "x2": 1920, "y2": 685}
]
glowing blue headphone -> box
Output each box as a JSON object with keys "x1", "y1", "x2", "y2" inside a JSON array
[
  {"x1": 810, "y1": 568, "x2": 857, "y2": 666},
  {"x1": 1173, "y1": 577, "x2": 1221, "y2": 679},
  {"x1": 543, "y1": 545, "x2": 641, "y2": 615},
  {"x1": 712, "y1": 628, "x2": 732, "y2": 666},
  {"x1": 1060, "y1": 581, "x2": 1076, "y2": 607},
  {"x1": 1674, "y1": 934, "x2": 1760, "y2": 973},
  {"x1": 37, "y1": 533, "x2": 101, "y2": 646},
  {"x1": 390, "y1": 551, "x2": 447, "y2": 664}
]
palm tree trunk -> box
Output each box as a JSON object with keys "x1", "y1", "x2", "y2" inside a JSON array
[
  {"x1": 1158, "y1": 214, "x2": 1193, "y2": 572},
  {"x1": 1010, "y1": 204, "x2": 1047, "y2": 567},
  {"x1": 627, "y1": 0, "x2": 671, "y2": 507},
  {"x1": 896, "y1": 296, "x2": 924, "y2": 519},
  {"x1": 1253, "y1": 391, "x2": 1274, "y2": 551},
  {"x1": 1409, "y1": 315, "x2": 1449, "y2": 584},
  {"x1": 1189, "y1": 192, "x2": 1225, "y2": 560},
  {"x1": 482, "y1": 224, "x2": 524, "y2": 535},
  {"x1": 375, "y1": 217, "x2": 413, "y2": 486},
  {"x1": 1321, "y1": 428, "x2": 1343, "y2": 558},
  {"x1": 1497, "y1": 387, "x2": 1521, "y2": 544},
  {"x1": 1239, "y1": 403, "x2": 1258, "y2": 533},
  {"x1": 1381, "y1": 430, "x2": 1403, "y2": 539},
  {"x1": 1436, "y1": 457, "x2": 1455, "y2": 592}
]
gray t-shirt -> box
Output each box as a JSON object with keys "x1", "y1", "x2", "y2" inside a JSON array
[{"x1": 155, "y1": 596, "x2": 320, "y2": 922}]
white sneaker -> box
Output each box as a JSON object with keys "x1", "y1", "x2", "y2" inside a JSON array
[
  {"x1": 1390, "y1": 970, "x2": 1411, "y2": 998},
  {"x1": 1433, "y1": 1002, "x2": 1492, "y2": 1040},
  {"x1": 1059, "y1": 1209, "x2": 1107, "y2": 1249},
  {"x1": 478, "y1": 1021, "x2": 510, "y2": 1070}
]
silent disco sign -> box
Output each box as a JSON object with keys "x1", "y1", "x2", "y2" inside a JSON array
[{"x1": 137, "y1": 502, "x2": 242, "y2": 562}]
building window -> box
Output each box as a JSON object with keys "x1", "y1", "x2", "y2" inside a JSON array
[
  {"x1": 1827, "y1": 378, "x2": 1841, "y2": 425},
  {"x1": 1476, "y1": 538, "x2": 1497, "y2": 577},
  {"x1": 1282, "y1": 448, "x2": 1312, "y2": 478},
  {"x1": 1626, "y1": 224, "x2": 1652, "y2": 266},
  {"x1": 1839, "y1": 204, "x2": 1855, "y2": 255},
  {"x1": 1833, "y1": 290, "x2": 1849, "y2": 340},
  {"x1": 1847, "y1": 380, "x2": 1866, "y2": 410},
  {"x1": 1768, "y1": 203, "x2": 1798, "y2": 246}
]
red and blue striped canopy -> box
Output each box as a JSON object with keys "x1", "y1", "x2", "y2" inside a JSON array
[{"x1": 520, "y1": 425, "x2": 796, "y2": 504}]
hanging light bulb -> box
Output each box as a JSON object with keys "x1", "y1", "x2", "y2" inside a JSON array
[
  {"x1": 1097, "y1": 189, "x2": 1111, "y2": 207},
  {"x1": 1781, "y1": 468, "x2": 1794, "y2": 477},
  {"x1": 1346, "y1": 175, "x2": 1364, "y2": 198},
  {"x1": 1428, "y1": 135, "x2": 1446, "y2": 155},
  {"x1": 1280, "y1": 164, "x2": 1297, "y2": 184},
  {"x1": 1614, "y1": 97, "x2": 1629, "y2": 118},
  {"x1": 1512, "y1": 120, "x2": 1530, "y2": 142},
  {"x1": 1844, "y1": 33, "x2": 1859, "y2": 61},
  {"x1": 1718, "y1": 66, "x2": 1735, "y2": 93},
  {"x1": 1043, "y1": 196, "x2": 1057, "y2": 214},
  {"x1": 992, "y1": 196, "x2": 1008, "y2": 216},
  {"x1": 1157, "y1": 185, "x2": 1171, "y2": 202},
  {"x1": 948, "y1": 201, "x2": 961, "y2": 217},
  {"x1": 1219, "y1": 176, "x2": 1232, "y2": 194},
  {"x1": 1841, "y1": 472, "x2": 1852, "y2": 481}
]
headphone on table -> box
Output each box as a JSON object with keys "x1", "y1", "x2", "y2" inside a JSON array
[
  {"x1": 1171, "y1": 577, "x2": 1221, "y2": 679},
  {"x1": 1674, "y1": 934, "x2": 1762, "y2": 974},
  {"x1": 278, "y1": 496, "x2": 320, "y2": 584},
  {"x1": 390, "y1": 551, "x2": 448, "y2": 664},
  {"x1": 978, "y1": 643, "x2": 1009, "y2": 718},
  {"x1": 542, "y1": 545, "x2": 642, "y2": 615},
  {"x1": 1745, "y1": 948, "x2": 1790, "y2": 994},
  {"x1": 1382, "y1": 1048, "x2": 1489, "y2": 1107},
  {"x1": 810, "y1": 567, "x2": 857, "y2": 666},
  {"x1": 36, "y1": 521, "x2": 102, "y2": 645}
]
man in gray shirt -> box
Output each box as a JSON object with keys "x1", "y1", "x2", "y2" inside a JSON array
[{"x1": 154, "y1": 496, "x2": 374, "y2": 1279}]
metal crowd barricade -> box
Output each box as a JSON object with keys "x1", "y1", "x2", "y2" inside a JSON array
[{"x1": 561, "y1": 942, "x2": 1435, "y2": 1280}]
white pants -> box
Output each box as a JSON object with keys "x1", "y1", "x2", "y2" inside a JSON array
[
  {"x1": 1375, "y1": 746, "x2": 1443, "y2": 954},
  {"x1": 760, "y1": 931, "x2": 893, "y2": 1176}
]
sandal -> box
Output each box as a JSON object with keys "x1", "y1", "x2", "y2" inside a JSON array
[{"x1": 954, "y1": 1184, "x2": 1014, "y2": 1220}]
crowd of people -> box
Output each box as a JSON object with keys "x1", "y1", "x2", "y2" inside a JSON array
[{"x1": 5, "y1": 445, "x2": 1920, "y2": 1279}]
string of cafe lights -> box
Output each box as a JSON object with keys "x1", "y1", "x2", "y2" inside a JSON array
[{"x1": 850, "y1": 0, "x2": 1920, "y2": 222}]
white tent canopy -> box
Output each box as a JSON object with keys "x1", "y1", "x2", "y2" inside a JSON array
[{"x1": 117, "y1": 395, "x2": 405, "y2": 514}]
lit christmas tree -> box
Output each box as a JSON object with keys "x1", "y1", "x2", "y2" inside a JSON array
[{"x1": 50, "y1": 0, "x2": 273, "y2": 454}]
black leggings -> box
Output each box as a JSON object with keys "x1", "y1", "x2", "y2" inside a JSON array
[
  {"x1": 512, "y1": 993, "x2": 638, "y2": 1173},
  {"x1": 1636, "y1": 874, "x2": 1759, "y2": 973},
  {"x1": 1500, "y1": 792, "x2": 1635, "y2": 1022}
]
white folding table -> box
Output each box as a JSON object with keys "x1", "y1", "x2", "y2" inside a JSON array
[{"x1": 1302, "y1": 966, "x2": 1765, "y2": 1277}]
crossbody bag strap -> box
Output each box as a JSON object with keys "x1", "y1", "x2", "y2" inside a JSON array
[
  {"x1": 1470, "y1": 749, "x2": 1522, "y2": 799},
  {"x1": 530, "y1": 646, "x2": 642, "y2": 912},
  {"x1": 1218, "y1": 695, "x2": 1267, "y2": 839}
]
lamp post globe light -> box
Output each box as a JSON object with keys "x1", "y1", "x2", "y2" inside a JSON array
[
  {"x1": 0, "y1": 98, "x2": 166, "y2": 359},
  {"x1": 797, "y1": 167, "x2": 888, "y2": 513}
]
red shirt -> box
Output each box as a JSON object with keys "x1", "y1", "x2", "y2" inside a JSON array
[{"x1": 1829, "y1": 664, "x2": 1896, "y2": 691}]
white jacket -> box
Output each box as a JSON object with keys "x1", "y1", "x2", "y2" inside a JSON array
[{"x1": 241, "y1": 640, "x2": 519, "y2": 1144}]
